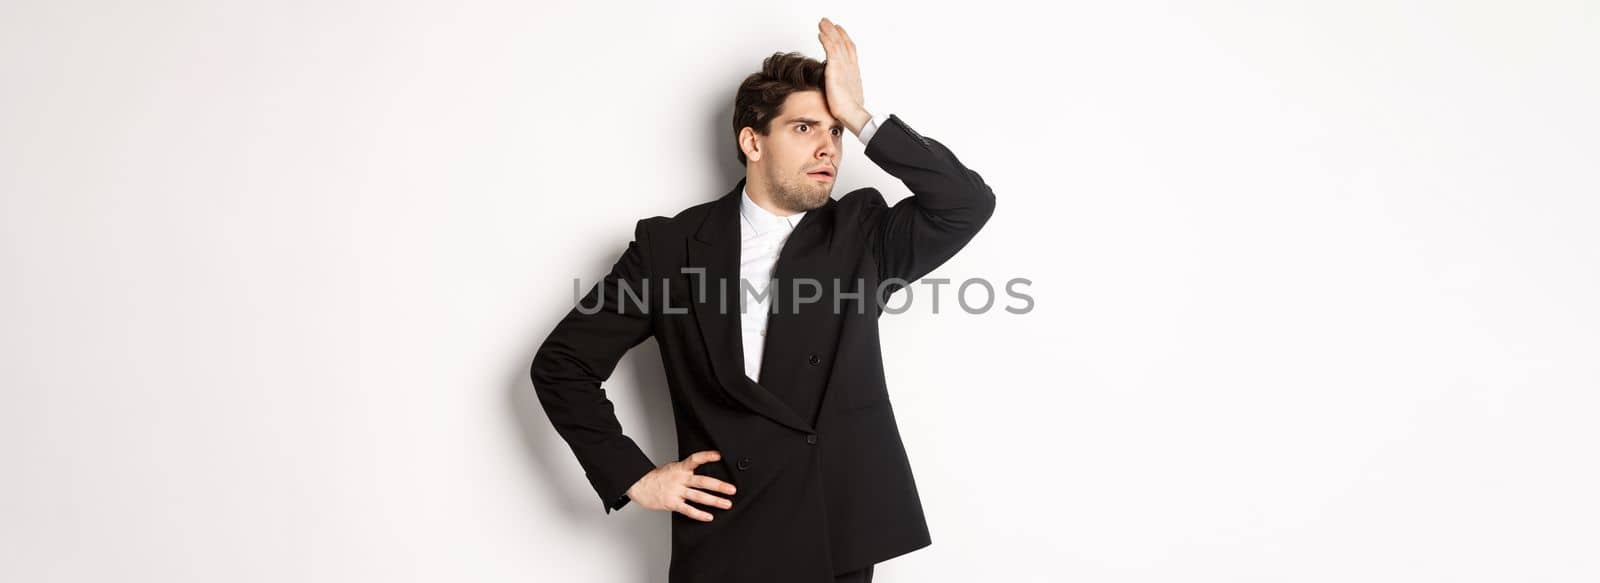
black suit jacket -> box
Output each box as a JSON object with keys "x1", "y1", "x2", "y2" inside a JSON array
[{"x1": 531, "y1": 114, "x2": 996, "y2": 582}]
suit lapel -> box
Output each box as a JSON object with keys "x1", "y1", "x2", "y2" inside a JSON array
[
  {"x1": 684, "y1": 178, "x2": 816, "y2": 433},
  {"x1": 755, "y1": 200, "x2": 835, "y2": 382}
]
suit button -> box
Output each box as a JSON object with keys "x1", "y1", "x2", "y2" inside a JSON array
[
  {"x1": 736, "y1": 457, "x2": 752, "y2": 471},
  {"x1": 807, "y1": 354, "x2": 821, "y2": 366},
  {"x1": 806, "y1": 434, "x2": 817, "y2": 445}
]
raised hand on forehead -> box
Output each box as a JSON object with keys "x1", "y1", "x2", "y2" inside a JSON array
[{"x1": 817, "y1": 17, "x2": 871, "y2": 135}]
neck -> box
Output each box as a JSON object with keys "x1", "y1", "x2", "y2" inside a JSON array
[{"x1": 744, "y1": 170, "x2": 800, "y2": 217}]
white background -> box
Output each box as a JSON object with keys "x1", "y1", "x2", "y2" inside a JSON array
[{"x1": 3, "y1": 1, "x2": 1597, "y2": 581}]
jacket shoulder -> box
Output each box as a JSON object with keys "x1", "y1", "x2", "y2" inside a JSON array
[
  {"x1": 838, "y1": 186, "x2": 886, "y2": 208},
  {"x1": 836, "y1": 186, "x2": 888, "y2": 229},
  {"x1": 631, "y1": 197, "x2": 716, "y2": 245}
]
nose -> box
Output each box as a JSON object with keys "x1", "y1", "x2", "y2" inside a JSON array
[{"x1": 816, "y1": 136, "x2": 838, "y2": 161}]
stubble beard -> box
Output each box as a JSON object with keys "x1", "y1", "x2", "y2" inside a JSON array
[{"x1": 766, "y1": 166, "x2": 833, "y2": 214}]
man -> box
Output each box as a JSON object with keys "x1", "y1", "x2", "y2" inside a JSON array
[{"x1": 530, "y1": 18, "x2": 995, "y2": 583}]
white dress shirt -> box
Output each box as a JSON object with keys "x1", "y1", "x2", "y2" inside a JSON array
[{"x1": 738, "y1": 112, "x2": 889, "y2": 382}]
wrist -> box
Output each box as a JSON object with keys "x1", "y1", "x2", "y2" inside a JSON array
[{"x1": 843, "y1": 108, "x2": 873, "y2": 136}]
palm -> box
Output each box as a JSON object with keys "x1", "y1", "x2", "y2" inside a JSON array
[{"x1": 817, "y1": 18, "x2": 868, "y2": 131}]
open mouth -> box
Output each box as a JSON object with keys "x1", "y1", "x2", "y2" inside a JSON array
[{"x1": 807, "y1": 167, "x2": 835, "y2": 180}]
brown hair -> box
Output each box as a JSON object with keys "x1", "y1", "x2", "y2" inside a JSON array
[{"x1": 731, "y1": 51, "x2": 827, "y2": 167}]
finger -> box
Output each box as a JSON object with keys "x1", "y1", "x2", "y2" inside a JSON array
[
  {"x1": 682, "y1": 450, "x2": 721, "y2": 469},
  {"x1": 818, "y1": 19, "x2": 841, "y2": 56},
  {"x1": 676, "y1": 500, "x2": 714, "y2": 522},
  {"x1": 840, "y1": 28, "x2": 856, "y2": 61},
  {"x1": 684, "y1": 487, "x2": 733, "y2": 509},
  {"x1": 818, "y1": 29, "x2": 838, "y2": 60},
  {"x1": 838, "y1": 25, "x2": 857, "y2": 61},
  {"x1": 688, "y1": 474, "x2": 738, "y2": 495}
]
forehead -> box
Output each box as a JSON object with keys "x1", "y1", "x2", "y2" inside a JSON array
[{"x1": 776, "y1": 91, "x2": 838, "y2": 124}]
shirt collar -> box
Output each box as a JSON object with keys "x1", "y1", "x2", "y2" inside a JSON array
[{"x1": 739, "y1": 186, "x2": 806, "y2": 236}]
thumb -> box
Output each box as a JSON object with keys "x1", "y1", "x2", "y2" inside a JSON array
[{"x1": 681, "y1": 450, "x2": 722, "y2": 470}]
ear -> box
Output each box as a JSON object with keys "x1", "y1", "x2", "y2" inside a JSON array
[{"x1": 738, "y1": 127, "x2": 762, "y2": 163}]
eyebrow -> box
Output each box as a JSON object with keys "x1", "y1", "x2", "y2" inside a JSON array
[{"x1": 786, "y1": 117, "x2": 843, "y2": 131}]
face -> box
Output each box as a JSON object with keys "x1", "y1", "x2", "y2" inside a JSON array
[{"x1": 743, "y1": 90, "x2": 844, "y2": 213}]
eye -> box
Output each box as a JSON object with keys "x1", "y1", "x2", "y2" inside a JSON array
[
  {"x1": 797, "y1": 123, "x2": 810, "y2": 133},
  {"x1": 831, "y1": 127, "x2": 842, "y2": 136}
]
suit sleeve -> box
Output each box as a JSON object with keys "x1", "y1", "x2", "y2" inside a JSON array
[
  {"x1": 862, "y1": 114, "x2": 997, "y2": 301},
  {"x1": 530, "y1": 219, "x2": 660, "y2": 515}
]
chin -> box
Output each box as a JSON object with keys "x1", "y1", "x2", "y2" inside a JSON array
[{"x1": 805, "y1": 190, "x2": 831, "y2": 209}]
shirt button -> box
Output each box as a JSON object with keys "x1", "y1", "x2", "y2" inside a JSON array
[
  {"x1": 806, "y1": 434, "x2": 818, "y2": 445},
  {"x1": 736, "y1": 457, "x2": 753, "y2": 471},
  {"x1": 807, "y1": 354, "x2": 821, "y2": 366},
  {"x1": 760, "y1": 329, "x2": 766, "y2": 337}
]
